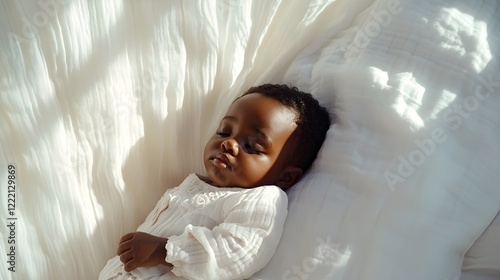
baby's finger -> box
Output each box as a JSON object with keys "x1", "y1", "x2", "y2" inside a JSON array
[
  {"x1": 119, "y1": 232, "x2": 135, "y2": 244},
  {"x1": 119, "y1": 249, "x2": 134, "y2": 265},
  {"x1": 124, "y1": 258, "x2": 138, "y2": 272},
  {"x1": 117, "y1": 241, "x2": 131, "y2": 255}
]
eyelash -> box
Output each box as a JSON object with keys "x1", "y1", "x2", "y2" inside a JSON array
[
  {"x1": 244, "y1": 144, "x2": 263, "y2": 154},
  {"x1": 216, "y1": 131, "x2": 230, "y2": 137}
]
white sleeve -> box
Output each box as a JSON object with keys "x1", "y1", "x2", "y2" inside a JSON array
[{"x1": 165, "y1": 186, "x2": 288, "y2": 280}]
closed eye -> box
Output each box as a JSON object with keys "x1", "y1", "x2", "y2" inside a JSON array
[
  {"x1": 244, "y1": 143, "x2": 264, "y2": 155},
  {"x1": 216, "y1": 131, "x2": 230, "y2": 137}
]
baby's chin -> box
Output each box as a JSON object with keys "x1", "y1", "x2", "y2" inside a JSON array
[
  {"x1": 205, "y1": 167, "x2": 233, "y2": 187},
  {"x1": 204, "y1": 164, "x2": 259, "y2": 188}
]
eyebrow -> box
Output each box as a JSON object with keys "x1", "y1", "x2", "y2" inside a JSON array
[
  {"x1": 222, "y1": 116, "x2": 237, "y2": 122},
  {"x1": 221, "y1": 116, "x2": 272, "y2": 148}
]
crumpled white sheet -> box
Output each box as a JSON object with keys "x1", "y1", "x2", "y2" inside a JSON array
[{"x1": 0, "y1": 0, "x2": 499, "y2": 279}]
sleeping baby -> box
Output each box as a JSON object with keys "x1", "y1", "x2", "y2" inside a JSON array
[{"x1": 99, "y1": 84, "x2": 332, "y2": 280}]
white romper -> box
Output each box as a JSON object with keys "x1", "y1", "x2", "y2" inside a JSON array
[{"x1": 99, "y1": 173, "x2": 288, "y2": 280}]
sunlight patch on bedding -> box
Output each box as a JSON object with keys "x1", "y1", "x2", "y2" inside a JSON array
[
  {"x1": 282, "y1": 236, "x2": 351, "y2": 279},
  {"x1": 433, "y1": 8, "x2": 491, "y2": 73},
  {"x1": 314, "y1": 239, "x2": 351, "y2": 268},
  {"x1": 383, "y1": 71, "x2": 425, "y2": 131},
  {"x1": 428, "y1": 90, "x2": 457, "y2": 120},
  {"x1": 63, "y1": 0, "x2": 125, "y2": 72},
  {"x1": 63, "y1": 1, "x2": 92, "y2": 66},
  {"x1": 53, "y1": 136, "x2": 104, "y2": 237},
  {"x1": 69, "y1": 180, "x2": 105, "y2": 238},
  {"x1": 389, "y1": 73, "x2": 425, "y2": 130}
]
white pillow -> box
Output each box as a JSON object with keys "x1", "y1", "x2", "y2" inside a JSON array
[{"x1": 252, "y1": 0, "x2": 500, "y2": 279}]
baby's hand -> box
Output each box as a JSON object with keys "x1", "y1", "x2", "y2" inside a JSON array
[{"x1": 117, "y1": 231, "x2": 170, "y2": 272}]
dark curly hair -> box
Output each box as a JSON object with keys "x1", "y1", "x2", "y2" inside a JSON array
[{"x1": 242, "y1": 84, "x2": 333, "y2": 172}]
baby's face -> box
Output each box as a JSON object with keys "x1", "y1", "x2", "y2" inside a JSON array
[{"x1": 204, "y1": 93, "x2": 298, "y2": 188}]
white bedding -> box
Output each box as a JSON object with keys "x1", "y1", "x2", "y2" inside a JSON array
[{"x1": 1, "y1": 0, "x2": 499, "y2": 279}]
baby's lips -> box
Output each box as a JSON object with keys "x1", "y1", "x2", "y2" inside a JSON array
[{"x1": 212, "y1": 153, "x2": 232, "y2": 170}]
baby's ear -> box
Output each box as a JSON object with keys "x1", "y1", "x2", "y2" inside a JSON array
[{"x1": 276, "y1": 167, "x2": 303, "y2": 190}]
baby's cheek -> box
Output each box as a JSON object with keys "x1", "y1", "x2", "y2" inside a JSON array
[{"x1": 240, "y1": 159, "x2": 271, "y2": 183}]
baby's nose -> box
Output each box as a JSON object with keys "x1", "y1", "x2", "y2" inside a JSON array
[{"x1": 221, "y1": 139, "x2": 239, "y2": 156}]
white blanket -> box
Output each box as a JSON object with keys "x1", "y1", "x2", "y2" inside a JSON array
[{"x1": 1, "y1": 0, "x2": 499, "y2": 279}]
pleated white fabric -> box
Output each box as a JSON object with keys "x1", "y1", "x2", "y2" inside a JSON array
[{"x1": 1, "y1": 0, "x2": 499, "y2": 279}]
